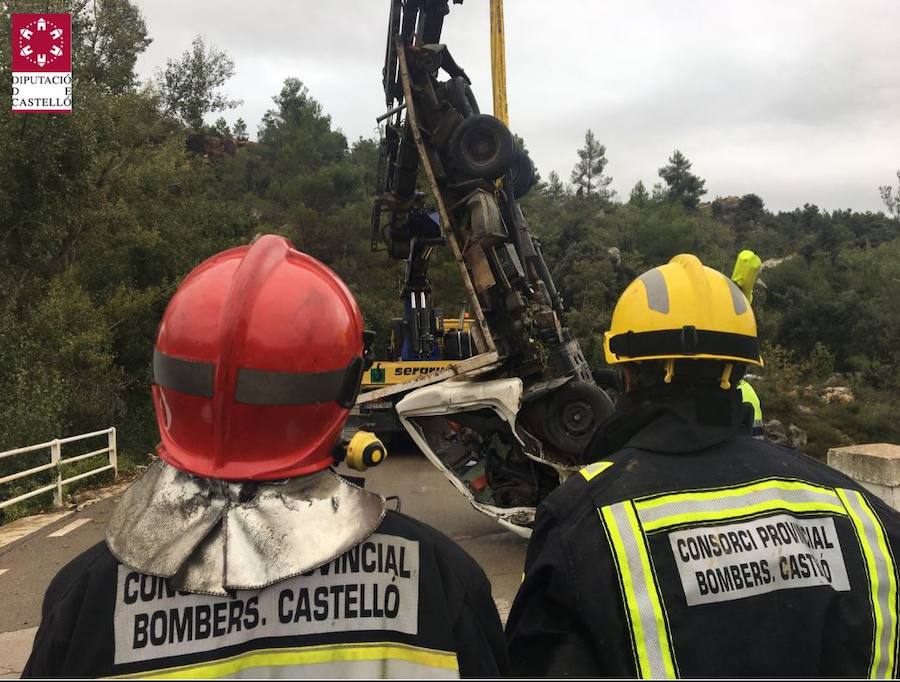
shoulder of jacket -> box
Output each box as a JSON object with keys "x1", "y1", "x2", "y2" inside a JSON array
[
  {"x1": 378, "y1": 510, "x2": 486, "y2": 578},
  {"x1": 45, "y1": 541, "x2": 116, "y2": 608},
  {"x1": 542, "y1": 458, "x2": 625, "y2": 521}
]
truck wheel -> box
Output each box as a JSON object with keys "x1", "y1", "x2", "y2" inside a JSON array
[
  {"x1": 543, "y1": 381, "x2": 615, "y2": 456},
  {"x1": 510, "y1": 148, "x2": 536, "y2": 199},
  {"x1": 448, "y1": 114, "x2": 515, "y2": 180}
]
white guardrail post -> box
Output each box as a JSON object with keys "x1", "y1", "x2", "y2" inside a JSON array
[
  {"x1": 108, "y1": 427, "x2": 118, "y2": 481},
  {"x1": 50, "y1": 438, "x2": 62, "y2": 507},
  {"x1": 0, "y1": 427, "x2": 118, "y2": 511}
]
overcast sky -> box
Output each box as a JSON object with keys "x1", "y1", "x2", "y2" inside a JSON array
[{"x1": 133, "y1": 0, "x2": 900, "y2": 213}]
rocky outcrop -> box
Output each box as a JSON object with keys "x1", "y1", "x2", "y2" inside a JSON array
[
  {"x1": 760, "y1": 254, "x2": 796, "y2": 271},
  {"x1": 765, "y1": 419, "x2": 808, "y2": 450},
  {"x1": 788, "y1": 424, "x2": 808, "y2": 450},
  {"x1": 821, "y1": 386, "x2": 855, "y2": 404},
  {"x1": 765, "y1": 419, "x2": 789, "y2": 445}
]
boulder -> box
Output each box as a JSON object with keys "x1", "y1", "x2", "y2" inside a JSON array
[
  {"x1": 765, "y1": 419, "x2": 789, "y2": 445},
  {"x1": 788, "y1": 424, "x2": 808, "y2": 450},
  {"x1": 821, "y1": 386, "x2": 854, "y2": 404},
  {"x1": 760, "y1": 254, "x2": 796, "y2": 271}
]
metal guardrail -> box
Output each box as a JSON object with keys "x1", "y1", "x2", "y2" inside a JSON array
[{"x1": 0, "y1": 428, "x2": 117, "y2": 510}]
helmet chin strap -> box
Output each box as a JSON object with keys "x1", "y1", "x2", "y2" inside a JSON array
[
  {"x1": 719, "y1": 363, "x2": 734, "y2": 390},
  {"x1": 624, "y1": 359, "x2": 743, "y2": 394}
]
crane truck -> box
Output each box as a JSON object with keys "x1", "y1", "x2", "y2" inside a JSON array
[{"x1": 356, "y1": 0, "x2": 615, "y2": 536}]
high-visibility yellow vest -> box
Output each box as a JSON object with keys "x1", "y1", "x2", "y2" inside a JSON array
[{"x1": 739, "y1": 379, "x2": 764, "y2": 438}]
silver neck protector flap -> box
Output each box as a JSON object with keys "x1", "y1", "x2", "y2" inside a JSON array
[{"x1": 106, "y1": 460, "x2": 386, "y2": 596}]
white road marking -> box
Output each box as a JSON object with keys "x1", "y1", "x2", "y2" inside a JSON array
[
  {"x1": 0, "y1": 569, "x2": 8, "y2": 577},
  {"x1": 47, "y1": 517, "x2": 91, "y2": 537},
  {"x1": 0, "y1": 510, "x2": 72, "y2": 549}
]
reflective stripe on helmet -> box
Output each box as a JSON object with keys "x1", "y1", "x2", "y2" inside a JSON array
[
  {"x1": 236, "y1": 358, "x2": 363, "y2": 408},
  {"x1": 152, "y1": 349, "x2": 214, "y2": 398},
  {"x1": 717, "y1": 271, "x2": 748, "y2": 315},
  {"x1": 153, "y1": 349, "x2": 362, "y2": 407},
  {"x1": 638, "y1": 269, "x2": 670, "y2": 314}
]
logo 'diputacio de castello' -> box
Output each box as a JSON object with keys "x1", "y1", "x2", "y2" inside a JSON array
[{"x1": 11, "y1": 13, "x2": 72, "y2": 113}]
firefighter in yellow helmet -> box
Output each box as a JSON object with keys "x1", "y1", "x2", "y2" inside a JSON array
[
  {"x1": 732, "y1": 249, "x2": 764, "y2": 437},
  {"x1": 506, "y1": 253, "x2": 900, "y2": 678}
]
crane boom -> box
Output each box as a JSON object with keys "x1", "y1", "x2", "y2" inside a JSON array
[{"x1": 490, "y1": 0, "x2": 509, "y2": 126}]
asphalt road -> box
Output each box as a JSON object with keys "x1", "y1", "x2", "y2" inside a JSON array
[{"x1": 0, "y1": 451, "x2": 527, "y2": 677}]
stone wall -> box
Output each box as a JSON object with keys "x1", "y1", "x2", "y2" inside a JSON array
[{"x1": 827, "y1": 443, "x2": 900, "y2": 510}]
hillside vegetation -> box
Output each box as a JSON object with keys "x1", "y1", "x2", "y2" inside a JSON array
[{"x1": 1, "y1": 1, "x2": 899, "y2": 516}]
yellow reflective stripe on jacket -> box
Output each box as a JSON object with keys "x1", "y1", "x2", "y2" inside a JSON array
[
  {"x1": 837, "y1": 489, "x2": 898, "y2": 679},
  {"x1": 107, "y1": 642, "x2": 460, "y2": 680},
  {"x1": 580, "y1": 461, "x2": 613, "y2": 481},
  {"x1": 601, "y1": 502, "x2": 677, "y2": 679},
  {"x1": 599, "y1": 477, "x2": 900, "y2": 677},
  {"x1": 636, "y1": 479, "x2": 846, "y2": 532}
]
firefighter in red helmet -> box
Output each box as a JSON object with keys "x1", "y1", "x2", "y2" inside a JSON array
[{"x1": 23, "y1": 236, "x2": 509, "y2": 678}]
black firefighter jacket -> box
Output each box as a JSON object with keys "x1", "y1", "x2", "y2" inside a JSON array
[
  {"x1": 506, "y1": 388, "x2": 900, "y2": 678},
  {"x1": 23, "y1": 510, "x2": 509, "y2": 679}
]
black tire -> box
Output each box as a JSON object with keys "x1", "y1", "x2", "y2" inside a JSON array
[
  {"x1": 543, "y1": 381, "x2": 615, "y2": 455},
  {"x1": 448, "y1": 114, "x2": 515, "y2": 180},
  {"x1": 592, "y1": 368, "x2": 621, "y2": 405},
  {"x1": 510, "y1": 148, "x2": 536, "y2": 199},
  {"x1": 447, "y1": 76, "x2": 480, "y2": 118},
  {"x1": 443, "y1": 331, "x2": 473, "y2": 360}
]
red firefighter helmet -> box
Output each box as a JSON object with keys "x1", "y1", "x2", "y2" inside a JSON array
[{"x1": 151, "y1": 235, "x2": 367, "y2": 480}]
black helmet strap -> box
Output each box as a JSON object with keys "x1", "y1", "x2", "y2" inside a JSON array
[{"x1": 610, "y1": 327, "x2": 759, "y2": 363}]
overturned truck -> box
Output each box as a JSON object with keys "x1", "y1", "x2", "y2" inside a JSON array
[{"x1": 362, "y1": 0, "x2": 615, "y2": 535}]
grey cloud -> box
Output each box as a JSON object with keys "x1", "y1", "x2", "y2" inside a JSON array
[{"x1": 132, "y1": 0, "x2": 900, "y2": 212}]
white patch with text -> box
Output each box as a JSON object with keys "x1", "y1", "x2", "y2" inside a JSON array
[
  {"x1": 669, "y1": 515, "x2": 849, "y2": 606},
  {"x1": 113, "y1": 533, "x2": 419, "y2": 664}
]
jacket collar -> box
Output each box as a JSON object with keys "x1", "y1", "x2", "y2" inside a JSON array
[
  {"x1": 106, "y1": 460, "x2": 386, "y2": 596},
  {"x1": 585, "y1": 387, "x2": 753, "y2": 458}
]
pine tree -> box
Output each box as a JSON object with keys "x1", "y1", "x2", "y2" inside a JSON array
[
  {"x1": 629, "y1": 180, "x2": 649, "y2": 207},
  {"x1": 879, "y1": 170, "x2": 900, "y2": 218},
  {"x1": 233, "y1": 118, "x2": 248, "y2": 141},
  {"x1": 570, "y1": 129, "x2": 612, "y2": 198},
  {"x1": 214, "y1": 117, "x2": 231, "y2": 138},
  {"x1": 546, "y1": 171, "x2": 566, "y2": 201},
  {"x1": 658, "y1": 149, "x2": 707, "y2": 209}
]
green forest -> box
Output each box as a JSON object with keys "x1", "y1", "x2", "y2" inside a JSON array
[{"x1": 2, "y1": 1, "x2": 899, "y2": 514}]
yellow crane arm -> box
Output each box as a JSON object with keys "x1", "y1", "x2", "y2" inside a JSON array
[{"x1": 490, "y1": 0, "x2": 509, "y2": 126}]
